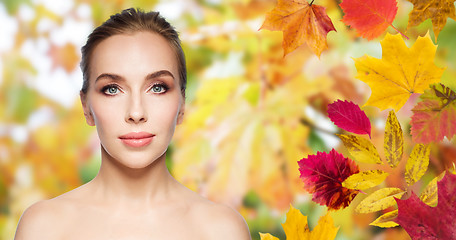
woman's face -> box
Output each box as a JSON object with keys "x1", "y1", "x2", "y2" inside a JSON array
[{"x1": 80, "y1": 32, "x2": 184, "y2": 169}]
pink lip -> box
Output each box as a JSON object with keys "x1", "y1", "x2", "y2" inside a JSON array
[{"x1": 119, "y1": 132, "x2": 154, "y2": 147}]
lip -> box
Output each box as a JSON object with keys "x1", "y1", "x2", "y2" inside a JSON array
[{"x1": 119, "y1": 132, "x2": 154, "y2": 147}]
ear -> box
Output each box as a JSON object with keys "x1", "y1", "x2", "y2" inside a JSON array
[
  {"x1": 80, "y1": 91, "x2": 95, "y2": 126},
  {"x1": 177, "y1": 100, "x2": 185, "y2": 125}
]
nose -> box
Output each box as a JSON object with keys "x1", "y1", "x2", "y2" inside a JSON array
[{"x1": 125, "y1": 93, "x2": 147, "y2": 124}]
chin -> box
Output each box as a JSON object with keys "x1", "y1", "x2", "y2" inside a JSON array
[
  {"x1": 119, "y1": 160, "x2": 159, "y2": 169},
  {"x1": 101, "y1": 144, "x2": 167, "y2": 169}
]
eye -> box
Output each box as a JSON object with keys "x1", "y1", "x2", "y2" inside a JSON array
[
  {"x1": 150, "y1": 83, "x2": 168, "y2": 93},
  {"x1": 102, "y1": 84, "x2": 120, "y2": 95}
]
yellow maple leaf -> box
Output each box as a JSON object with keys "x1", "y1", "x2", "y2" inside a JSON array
[
  {"x1": 259, "y1": 0, "x2": 336, "y2": 57},
  {"x1": 353, "y1": 33, "x2": 445, "y2": 112},
  {"x1": 406, "y1": 0, "x2": 456, "y2": 40},
  {"x1": 259, "y1": 233, "x2": 279, "y2": 240},
  {"x1": 282, "y1": 205, "x2": 311, "y2": 239},
  {"x1": 260, "y1": 205, "x2": 339, "y2": 240}
]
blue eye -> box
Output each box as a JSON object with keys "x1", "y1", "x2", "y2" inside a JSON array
[
  {"x1": 102, "y1": 85, "x2": 120, "y2": 95},
  {"x1": 151, "y1": 84, "x2": 168, "y2": 93}
]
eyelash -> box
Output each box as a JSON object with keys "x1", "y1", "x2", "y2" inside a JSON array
[
  {"x1": 149, "y1": 83, "x2": 169, "y2": 94},
  {"x1": 100, "y1": 83, "x2": 169, "y2": 96},
  {"x1": 101, "y1": 84, "x2": 121, "y2": 96}
]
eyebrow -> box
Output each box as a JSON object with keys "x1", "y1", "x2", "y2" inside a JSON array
[
  {"x1": 146, "y1": 70, "x2": 175, "y2": 80},
  {"x1": 95, "y1": 70, "x2": 175, "y2": 83}
]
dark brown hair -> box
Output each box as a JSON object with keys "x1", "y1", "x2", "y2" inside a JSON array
[{"x1": 80, "y1": 8, "x2": 186, "y2": 97}]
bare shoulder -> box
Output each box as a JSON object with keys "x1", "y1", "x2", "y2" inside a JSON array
[
  {"x1": 15, "y1": 186, "x2": 87, "y2": 240},
  {"x1": 14, "y1": 199, "x2": 66, "y2": 240},
  {"x1": 190, "y1": 199, "x2": 251, "y2": 240}
]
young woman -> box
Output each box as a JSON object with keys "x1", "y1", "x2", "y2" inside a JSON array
[{"x1": 15, "y1": 8, "x2": 251, "y2": 240}]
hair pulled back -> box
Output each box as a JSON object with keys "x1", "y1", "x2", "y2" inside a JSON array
[{"x1": 80, "y1": 8, "x2": 186, "y2": 97}]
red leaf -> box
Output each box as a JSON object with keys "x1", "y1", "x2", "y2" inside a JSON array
[
  {"x1": 328, "y1": 100, "x2": 371, "y2": 137},
  {"x1": 395, "y1": 173, "x2": 456, "y2": 239},
  {"x1": 411, "y1": 84, "x2": 456, "y2": 143},
  {"x1": 298, "y1": 149, "x2": 360, "y2": 210},
  {"x1": 339, "y1": 0, "x2": 402, "y2": 40}
]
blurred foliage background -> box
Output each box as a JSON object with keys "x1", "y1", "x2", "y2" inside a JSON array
[{"x1": 0, "y1": 0, "x2": 455, "y2": 239}]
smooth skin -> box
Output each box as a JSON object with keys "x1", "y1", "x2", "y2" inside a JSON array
[{"x1": 15, "y1": 32, "x2": 251, "y2": 240}]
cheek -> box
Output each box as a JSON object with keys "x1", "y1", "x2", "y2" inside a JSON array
[
  {"x1": 149, "y1": 98, "x2": 181, "y2": 128},
  {"x1": 90, "y1": 98, "x2": 122, "y2": 132}
]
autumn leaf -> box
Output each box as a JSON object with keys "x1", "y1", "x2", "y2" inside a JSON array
[
  {"x1": 419, "y1": 171, "x2": 446, "y2": 207},
  {"x1": 384, "y1": 110, "x2": 403, "y2": 168},
  {"x1": 259, "y1": 233, "x2": 279, "y2": 240},
  {"x1": 354, "y1": 33, "x2": 445, "y2": 111},
  {"x1": 282, "y1": 204, "x2": 311, "y2": 239},
  {"x1": 337, "y1": 134, "x2": 382, "y2": 164},
  {"x1": 260, "y1": 205, "x2": 339, "y2": 240},
  {"x1": 298, "y1": 149, "x2": 360, "y2": 210},
  {"x1": 410, "y1": 84, "x2": 456, "y2": 144},
  {"x1": 342, "y1": 170, "x2": 389, "y2": 190},
  {"x1": 405, "y1": 144, "x2": 430, "y2": 186},
  {"x1": 436, "y1": 143, "x2": 456, "y2": 171},
  {"x1": 309, "y1": 213, "x2": 339, "y2": 240},
  {"x1": 395, "y1": 172, "x2": 456, "y2": 239},
  {"x1": 48, "y1": 43, "x2": 80, "y2": 72},
  {"x1": 406, "y1": 0, "x2": 456, "y2": 41},
  {"x1": 328, "y1": 100, "x2": 371, "y2": 137},
  {"x1": 339, "y1": 0, "x2": 402, "y2": 40},
  {"x1": 260, "y1": 0, "x2": 336, "y2": 57},
  {"x1": 370, "y1": 210, "x2": 399, "y2": 228},
  {"x1": 355, "y1": 188, "x2": 405, "y2": 213}
]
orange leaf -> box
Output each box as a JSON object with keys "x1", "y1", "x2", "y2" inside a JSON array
[
  {"x1": 406, "y1": 0, "x2": 456, "y2": 41},
  {"x1": 48, "y1": 43, "x2": 79, "y2": 72},
  {"x1": 260, "y1": 0, "x2": 336, "y2": 57}
]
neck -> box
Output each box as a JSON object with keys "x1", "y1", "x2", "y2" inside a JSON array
[{"x1": 90, "y1": 146, "x2": 176, "y2": 208}]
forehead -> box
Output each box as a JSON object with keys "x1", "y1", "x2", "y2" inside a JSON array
[{"x1": 89, "y1": 32, "x2": 178, "y2": 82}]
